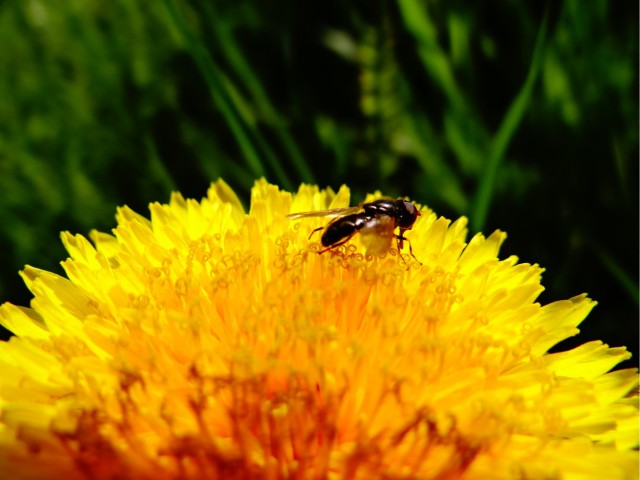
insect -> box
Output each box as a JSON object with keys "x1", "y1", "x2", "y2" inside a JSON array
[{"x1": 287, "y1": 198, "x2": 422, "y2": 265}]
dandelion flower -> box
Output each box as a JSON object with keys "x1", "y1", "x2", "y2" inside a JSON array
[{"x1": 0, "y1": 179, "x2": 637, "y2": 479}]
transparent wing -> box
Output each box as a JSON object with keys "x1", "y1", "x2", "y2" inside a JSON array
[{"x1": 287, "y1": 206, "x2": 361, "y2": 220}]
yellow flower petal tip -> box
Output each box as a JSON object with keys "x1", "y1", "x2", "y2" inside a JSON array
[{"x1": 0, "y1": 180, "x2": 637, "y2": 479}]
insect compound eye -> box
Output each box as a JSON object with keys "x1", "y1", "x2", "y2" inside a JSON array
[
  {"x1": 402, "y1": 201, "x2": 416, "y2": 215},
  {"x1": 398, "y1": 201, "x2": 420, "y2": 228}
]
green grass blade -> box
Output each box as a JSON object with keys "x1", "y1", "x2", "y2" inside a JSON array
[
  {"x1": 202, "y1": 3, "x2": 314, "y2": 184},
  {"x1": 471, "y1": 17, "x2": 547, "y2": 232},
  {"x1": 397, "y1": 0, "x2": 467, "y2": 114},
  {"x1": 596, "y1": 247, "x2": 639, "y2": 304},
  {"x1": 161, "y1": 0, "x2": 294, "y2": 190}
]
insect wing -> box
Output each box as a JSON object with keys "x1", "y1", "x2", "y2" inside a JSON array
[
  {"x1": 286, "y1": 206, "x2": 361, "y2": 220},
  {"x1": 359, "y1": 215, "x2": 395, "y2": 255}
]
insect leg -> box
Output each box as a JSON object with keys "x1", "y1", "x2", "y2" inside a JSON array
[
  {"x1": 308, "y1": 226, "x2": 325, "y2": 240},
  {"x1": 395, "y1": 234, "x2": 422, "y2": 266},
  {"x1": 318, "y1": 233, "x2": 357, "y2": 254}
]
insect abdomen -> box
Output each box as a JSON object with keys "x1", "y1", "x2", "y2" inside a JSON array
[{"x1": 321, "y1": 214, "x2": 369, "y2": 247}]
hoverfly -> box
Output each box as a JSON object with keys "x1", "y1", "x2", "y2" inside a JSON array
[{"x1": 287, "y1": 198, "x2": 422, "y2": 265}]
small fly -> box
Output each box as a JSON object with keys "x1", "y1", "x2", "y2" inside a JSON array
[{"x1": 287, "y1": 198, "x2": 422, "y2": 266}]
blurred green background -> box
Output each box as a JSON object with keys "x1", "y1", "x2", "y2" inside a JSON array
[{"x1": 0, "y1": 1, "x2": 637, "y2": 364}]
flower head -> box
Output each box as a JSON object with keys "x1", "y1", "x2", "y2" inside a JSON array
[{"x1": 0, "y1": 179, "x2": 637, "y2": 479}]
